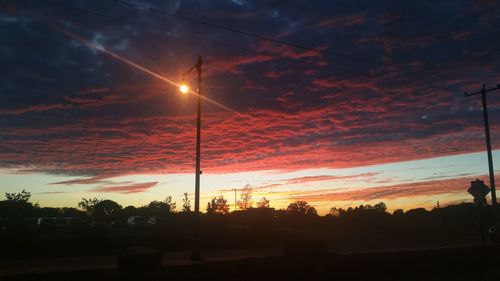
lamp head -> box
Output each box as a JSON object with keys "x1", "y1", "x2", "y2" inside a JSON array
[{"x1": 180, "y1": 84, "x2": 189, "y2": 94}]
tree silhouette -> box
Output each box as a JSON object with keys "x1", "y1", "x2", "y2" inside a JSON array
[
  {"x1": 206, "y1": 196, "x2": 230, "y2": 214},
  {"x1": 329, "y1": 207, "x2": 340, "y2": 217},
  {"x1": 1, "y1": 189, "x2": 36, "y2": 220},
  {"x1": 78, "y1": 197, "x2": 102, "y2": 215},
  {"x1": 164, "y1": 196, "x2": 177, "y2": 212},
  {"x1": 120, "y1": 205, "x2": 138, "y2": 220},
  {"x1": 147, "y1": 200, "x2": 172, "y2": 215},
  {"x1": 182, "y1": 192, "x2": 191, "y2": 212},
  {"x1": 5, "y1": 189, "x2": 31, "y2": 203},
  {"x1": 93, "y1": 200, "x2": 122, "y2": 222},
  {"x1": 287, "y1": 201, "x2": 317, "y2": 216},
  {"x1": 392, "y1": 208, "x2": 404, "y2": 216},
  {"x1": 256, "y1": 197, "x2": 270, "y2": 208},
  {"x1": 145, "y1": 196, "x2": 176, "y2": 216},
  {"x1": 373, "y1": 202, "x2": 387, "y2": 213},
  {"x1": 237, "y1": 184, "x2": 253, "y2": 210},
  {"x1": 59, "y1": 207, "x2": 86, "y2": 217}
]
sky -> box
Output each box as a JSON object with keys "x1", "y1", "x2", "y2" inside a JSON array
[{"x1": 1, "y1": 0, "x2": 500, "y2": 214}]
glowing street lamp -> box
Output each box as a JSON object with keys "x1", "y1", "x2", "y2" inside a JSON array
[
  {"x1": 179, "y1": 84, "x2": 189, "y2": 94},
  {"x1": 180, "y1": 56, "x2": 203, "y2": 261}
]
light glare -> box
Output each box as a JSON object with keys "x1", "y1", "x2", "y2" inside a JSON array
[{"x1": 180, "y1": 84, "x2": 189, "y2": 93}]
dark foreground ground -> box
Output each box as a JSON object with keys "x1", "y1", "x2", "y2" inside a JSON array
[{"x1": 2, "y1": 244, "x2": 499, "y2": 281}]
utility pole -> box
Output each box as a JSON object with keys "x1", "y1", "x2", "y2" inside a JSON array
[
  {"x1": 181, "y1": 55, "x2": 203, "y2": 261},
  {"x1": 233, "y1": 189, "x2": 237, "y2": 211},
  {"x1": 465, "y1": 84, "x2": 500, "y2": 209},
  {"x1": 193, "y1": 55, "x2": 202, "y2": 261}
]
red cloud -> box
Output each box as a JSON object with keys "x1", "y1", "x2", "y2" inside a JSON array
[
  {"x1": 207, "y1": 54, "x2": 274, "y2": 75},
  {"x1": 1, "y1": 0, "x2": 499, "y2": 206},
  {"x1": 289, "y1": 174, "x2": 497, "y2": 202},
  {"x1": 451, "y1": 31, "x2": 473, "y2": 41},
  {"x1": 1, "y1": 31, "x2": 499, "y2": 178},
  {"x1": 265, "y1": 69, "x2": 293, "y2": 79},
  {"x1": 1, "y1": 98, "x2": 497, "y2": 176},
  {"x1": 313, "y1": 14, "x2": 366, "y2": 29},
  {"x1": 278, "y1": 13, "x2": 366, "y2": 39},
  {"x1": 0, "y1": 104, "x2": 72, "y2": 115},
  {"x1": 286, "y1": 172, "x2": 380, "y2": 185},
  {"x1": 50, "y1": 174, "x2": 119, "y2": 185},
  {"x1": 79, "y1": 87, "x2": 110, "y2": 94},
  {"x1": 377, "y1": 13, "x2": 401, "y2": 25},
  {"x1": 255, "y1": 40, "x2": 327, "y2": 61},
  {"x1": 89, "y1": 182, "x2": 158, "y2": 194}
]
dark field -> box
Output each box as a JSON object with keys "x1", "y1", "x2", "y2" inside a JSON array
[
  {"x1": 2, "y1": 201, "x2": 498, "y2": 280},
  {"x1": 2, "y1": 244, "x2": 499, "y2": 281}
]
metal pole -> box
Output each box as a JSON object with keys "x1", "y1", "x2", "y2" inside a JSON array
[
  {"x1": 233, "y1": 189, "x2": 237, "y2": 211},
  {"x1": 480, "y1": 84, "x2": 497, "y2": 207},
  {"x1": 190, "y1": 55, "x2": 202, "y2": 261},
  {"x1": 465, "y1": 84, "x2": 500, "y2": 227}
]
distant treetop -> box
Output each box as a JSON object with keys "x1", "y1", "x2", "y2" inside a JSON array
[{"x1": 5, "y1": 189, "x2": 31, "y2": 203}]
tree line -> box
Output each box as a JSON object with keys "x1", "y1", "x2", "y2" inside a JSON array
[
  {"x1": 0, "y1": 186, "x2": 491, "y2": 230},
  {"x1": 0, "y1": 186, "x2": 316, "y2": 221},
  {"x1": 2, "y1": 187, "x2": 496, "y2": 260}
]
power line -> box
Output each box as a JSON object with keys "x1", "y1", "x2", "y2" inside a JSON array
[
  {"x1": 112, "y1": 0, "x2": 458, "y2": 93},
  {"x1": 113, "y1": 0, "x2": 395, "y2": 67},
  {"x1": 38, "y1": 0, "x2": 372, "y2": 78},
  {"x1": 38, "y1": 0, "x2": 458, "y2": 93}
]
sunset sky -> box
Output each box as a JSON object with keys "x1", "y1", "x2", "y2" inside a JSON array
[{"x1": 1, "y1": 0, "x2": 499, "y2": 214}]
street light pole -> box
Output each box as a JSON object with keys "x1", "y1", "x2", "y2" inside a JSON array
[
  {"x1": 181, "y1": 55, "x2": 203, "y2": 261},
  {"x1": 233, "y1": 188, "x2": 237, "y2": 211},
  {"x1": 192, "y1": 55, "x2": 202, "y2": 261}
]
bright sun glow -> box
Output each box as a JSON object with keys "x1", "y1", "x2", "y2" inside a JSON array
[{"x1": 180, "y1": 84, "x2": 189, "y2": 93}]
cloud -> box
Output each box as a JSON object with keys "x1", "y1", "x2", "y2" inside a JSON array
[
  {"x1": 286, "y1": 172, "x2": 380, "y2": 185},
  {"x1": 0, "y1": 0, "x2": 499, "y2": 181},
  {"x1": 0, "y1": 97, "x2": 496, "y2": 176},
  {"x1": 50, "y1": 174, "x2": 119, "y2": 185},
  {"x1": 207, "y1": 54, "x2": 274, "y2": 75},
  {"x1": 451, "y1": 30, "x2": 473, "y2": 41},
  {"x1": 312, "y1": 14, "x2": 366, "y2": 29},
  {"x1": 38, "y1": 191, "x2": 68, "y2": 194},
  {"x1": 265, "y1": 69, "x2": 293, "y2": 79},
  {"x1": 0, "y1": 104, "x2": 72, "y2": 115},
  {"x1": 289, "y1": 175, "x2": 496, "y2": 202},
  {"x1": 89, "y1": 182, "x2": 158, "y2": 194}
]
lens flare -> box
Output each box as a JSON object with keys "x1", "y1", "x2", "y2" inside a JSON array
[
  {"x1": 49, "y1": 24, "x2": 237, "y2": 113},
  {"x1": 180, "y1": 84, "x2": 189, "y2": 93}
]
